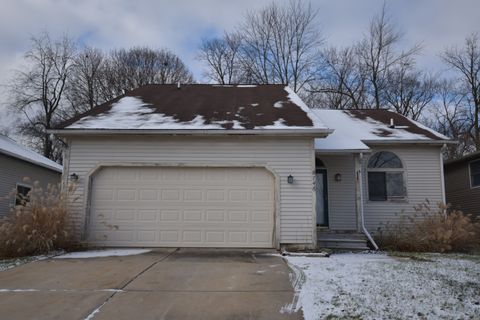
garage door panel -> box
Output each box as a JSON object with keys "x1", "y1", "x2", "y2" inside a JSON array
[
  {"x1": 161, "y1": 230, "x2": 180, "y2": 242},
  {"x1": 138, "y1": 230, "x2": 156, "y2": 242},
  {"x1": 228, "y1": 210, "x2": 248, "y2": 222},
  {"x1": 94, "y1": 189, "x2": 115, "y2": 201},
  {"x1": 184, "y1": 189, "x2": 203, "y2": 201},
  {"x1": 138, "y1": 189, "x2": 157, "y2": 200},
  {"x1": 138, "y1": 209, "x2": 157, "y2": 221},
  {"x1": 161, "y1": 210, "x2": 181, "y2": 221},
  {"x1": 116, "y1": 189, "x2": 137, "y2": 201},
  {"x1": 117, "y1": 169, "x2": 138, "y2": 180},
  {"x1": 138, "y1": 168, "x2": 160, "y2": 180},
  {"x1": 205, "y1": 209, "x2": 224, "y2": 222},
  {"x1": 89, "y1": 167, "x2": 274, "y2": 248}
]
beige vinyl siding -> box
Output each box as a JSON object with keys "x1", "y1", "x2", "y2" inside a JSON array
[
  {"x1": 445, "y1": 160, "x2": 480, "y2": 218},
  {"x1": 0, "y1": 153, "x2": 61, "y2": 215},
  {"x1": 318, "y1": 154, "x2": 357, "y2": 230},
  {"x1": 362, "y1": 145, "x2": 444, "y2": 233},
  {"x1": 65, "y1": 135, "x2": 315, "y2": 246}
]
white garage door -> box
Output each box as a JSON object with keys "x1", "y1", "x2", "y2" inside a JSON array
[{"x1": 88, "y1": 167, "x2": 275, "y2": 248}]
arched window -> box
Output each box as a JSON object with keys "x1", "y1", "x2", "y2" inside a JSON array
[{"x1": 367, "y1": 151, "x2": 406, "y2": 201}]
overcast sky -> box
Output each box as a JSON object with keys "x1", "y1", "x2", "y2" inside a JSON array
[{"x1": 0, "y1": 0, "x2": 479, "y2": 127}]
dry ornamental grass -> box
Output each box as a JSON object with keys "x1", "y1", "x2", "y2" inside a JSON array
[
  {"x1": 377, "y1": 200, "x2": 480, "y2": 253},
  {"x1": 0, "y1": 178, "x2": 77, "y2": 258}
]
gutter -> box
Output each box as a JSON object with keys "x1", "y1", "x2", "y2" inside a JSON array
[
  {"x1": 47, "y1": 128, "x2": 334, "y2": 137},
  {"x1": 358, "y1": 152, "x2": 379, "y2": 250},
  {"x1": 315, "y1": 149, "x2": 372, "y2": 154},
  {"x1": 364, "y1": 139, "x2": 457, "y2": 145}
]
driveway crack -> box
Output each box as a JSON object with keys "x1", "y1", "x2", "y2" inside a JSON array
[{"x1": 82, "y1": 248, "x2": 179, "y2": 320}]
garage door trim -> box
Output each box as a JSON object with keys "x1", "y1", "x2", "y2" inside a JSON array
[{"x1": 82, "y1": 162, "x2": 280, "y2": 248}]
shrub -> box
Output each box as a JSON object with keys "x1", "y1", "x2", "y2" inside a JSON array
[
  {"x1": 0, "y1": 178, "x2": 77, "y2": 258},
  {"x1": 376, "y1": 200, "x2": 480, "y2": 253}
]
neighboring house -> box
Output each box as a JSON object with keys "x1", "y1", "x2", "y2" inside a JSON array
[
  {"x1": 444, "y1": 151, "x2": 480, "y2": 218},
  {"x1": 0, "y1": 134, "x2": 63, "y2": 215},
  {"x1": 50, "y1": 84, "x2": 450, "y2": 249}
]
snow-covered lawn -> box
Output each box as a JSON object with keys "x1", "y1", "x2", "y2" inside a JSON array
[{"x1": 284, "y1": 252, "x2": 480, "y2": 320}]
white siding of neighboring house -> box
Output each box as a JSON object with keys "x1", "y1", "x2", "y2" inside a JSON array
[
  {"x1": 362, "y1": 145, "x2": 444, "y2": 233},
  {"x1": 317, "y1": 154, "x2": 357, "y2": 230},
  {"x1": 64, "y1": 135, "x2": 316, "y2": 247}
]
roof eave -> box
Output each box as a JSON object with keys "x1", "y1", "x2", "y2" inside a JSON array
[
  {"x1": 315, "y1": 148, "x2": 372, "y2": 154},
  {"x1": 444, "y1": 150, "x2": 480, "y2": 166},
  {"x1": 363, "y1": 139, "x2": 456, "y2": 146},
  {"x1": 48, "y1": 128, "x2": 333, "y2": 138},
  {"x1": 0, "y1": 150, "x2": 63, "y2": 173}
]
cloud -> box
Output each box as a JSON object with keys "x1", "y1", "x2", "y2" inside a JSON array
[{"x1": 0, "y1": 0, "x2": 479, "y2": 125}]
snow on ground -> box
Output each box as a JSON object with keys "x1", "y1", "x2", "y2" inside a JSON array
[
  {"x1": 283, "y1": 253, "x2": 480, "y2": 320},
  {"x1": 0, "y1": 254, "x2": 50, "y2": 272},
  {"x1": 54, "y1": 249, "x2": 151, "y2": 259}
]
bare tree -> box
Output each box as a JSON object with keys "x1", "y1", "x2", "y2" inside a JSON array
[
  {"x1": 156, "y1": 49, "x2": 195, "y2": 84},
  {"x1": 100, "y1": 47, "x2": 194, "y2": 99},
  {"x1": 356, "y1": 4, "x2": 421, "y2": 109},
  {"x1": 199, "y1": 0, "x2": 322, "y2": 92},
  {"x1": 240, "y1": 0, "x2": 322, "y2": 92},
  {"x1": 432, "y1": 80, "x2": 473, "y2": 159},
  {"x1": 67, "y1": 46, "x2": 104, "y2": 114},
  {"x1": 9, "y1": 32, "x2": 75, "y2": 160},
  {"x1": 310, "y1": 46, "x2": 368, "y2": 109},
  {"x1": 383, "y1": 60, "x2": 437, "y2": 120},
  {"x1": 442, "y1": 33, "x2": 480, "y2": 150},
  {"x1": 198, "y1": 33, "x2": 244, "y2": 84}
]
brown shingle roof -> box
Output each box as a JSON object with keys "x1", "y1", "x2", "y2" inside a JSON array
[
  {"x1": 56, "y1": 84, "x2": 324, "y2": 130},
  {"x1": 345, "y1": 109, "x2": 446, "y2": 140}
]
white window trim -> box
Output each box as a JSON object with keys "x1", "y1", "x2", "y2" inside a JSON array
[
  {"x1": 13, "y1": 182, "x2": 32, "y2": 206},
  {"x1": 469, "y1": 159, "x2": 480, "y2": 189},
  {"x1": 366, "y1": 151, "x2": 408, "y2": 202}
]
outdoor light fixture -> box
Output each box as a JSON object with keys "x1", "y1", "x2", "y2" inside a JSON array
[
  {"x1": 69, "y1": 173, "x2": 79, "y2": 182},
  {"x1": 334, "y1": 173, "x2": 342, "y2": 182},
  {"x1": 287, "y1": 175, "x2": 294, "y2": 184}
]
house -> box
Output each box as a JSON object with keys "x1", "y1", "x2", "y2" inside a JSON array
[
  {"x1": 50, "y1": 84, "x2": 450, "y2": 250},
  {"x1": 0, "y1": 134, "x2": 63, "y2": 215},
  {"x1": 444, "y1": 151, "x2": 480, "y2": 218}
]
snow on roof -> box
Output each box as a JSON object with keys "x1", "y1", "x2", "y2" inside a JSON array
[
  {"x1": 59, "y1": 84, "x2": 327, "y2": 131},
  {"x1": 0, "y1": 135, "x2": 62, "y2": 172},
  {"x1": 312, "y1": 109, "x2": 449, "y2": 152}
]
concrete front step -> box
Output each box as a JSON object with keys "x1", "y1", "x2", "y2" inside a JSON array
[
  {"x1": 317, "y1": 241, "x2": 370, "y2": 251},
  {"x1": 318, "y1": 238, "x2": 367, "y2": 243},
  {"x1": 317, "y1": 231, "x2": 370, "y2": 250},
  {"x1": 317, "y1": 233, "x2": 367, "y2": 240}
]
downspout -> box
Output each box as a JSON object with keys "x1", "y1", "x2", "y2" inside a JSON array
[
  {"x1": 440, "y1": 144, "x2": 446, "y2": 204},
  {"x1": 440, "y1": 144, "x2": 447, "y2": 217},
  {"x1": 358, "y1": 152, "x2": 379, "y2": 250}
]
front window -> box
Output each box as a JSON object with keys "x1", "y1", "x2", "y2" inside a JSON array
[
  {"x1": 470, "y1": 159, "x2": 480, "y2": 188},
  {"x1": 367, "y1": 151, "x2": 406, "y2": 201}
]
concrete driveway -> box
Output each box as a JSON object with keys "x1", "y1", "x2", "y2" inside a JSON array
[{"x1": 0, "y1": 248, "x2": 302, "y2": 320}]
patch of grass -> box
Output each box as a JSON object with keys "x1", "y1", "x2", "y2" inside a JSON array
[{"x1": 388, "y1": 252, "x2": 435, "y2": 262}]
